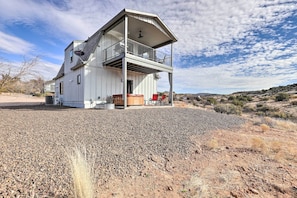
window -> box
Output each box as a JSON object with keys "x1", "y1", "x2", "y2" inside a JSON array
[
  {"x1": 59, "y1": 82, "x2": 63, "y2": 94},
  {"x1": 77, "y1": 74, "x2": 81, "y2": 84},
  {"x1": 127, "y1": 80, "x2": 133, "y2": 94},
  {"x1": 70, "y1": 49, "x2": 73, "y2": 62}
]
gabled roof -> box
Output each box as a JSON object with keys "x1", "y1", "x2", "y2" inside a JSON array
[
  {"x1": 54, "y1": 9, "x2": 178, "y2": 76},
  {"x1": 53, "y1": 63, "x2": 64, "y2": 80},
  {"x1": 71, "y1": 30, "x2": 103, "y2": 71},
  {"x1": 101, "y1": 9, "x2": 178, "y2": 43}
]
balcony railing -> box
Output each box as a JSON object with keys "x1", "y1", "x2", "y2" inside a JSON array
[{"x1": 103, "y1": 39, "x2": 172, "y2": 66}]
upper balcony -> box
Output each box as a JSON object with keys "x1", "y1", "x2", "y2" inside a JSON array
[
  {"x1": 103, "y1": 39, "x2": 172, "y2": 65},
  {"x1": 102, "y1": 39, "x2": 173, "y2": 74}
]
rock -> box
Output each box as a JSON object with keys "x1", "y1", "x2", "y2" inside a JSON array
[
  {"x1": 166, "y1": 186, "x2": 173, "y2": 191},
  {"x1": 248, "y1": 188, "x2": 259, "y2": 194},
  {"x1": 230, "y1": 191, "x2": 239, "y2": 198}
]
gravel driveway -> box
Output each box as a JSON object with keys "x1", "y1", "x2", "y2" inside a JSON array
[{"x1": 0, "y1": 106, "x2": 245, "y2": 197}]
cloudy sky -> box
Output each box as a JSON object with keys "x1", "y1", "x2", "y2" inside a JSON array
[{"x1": 0, "y1": 0, "x2": 296, "y2": 94}]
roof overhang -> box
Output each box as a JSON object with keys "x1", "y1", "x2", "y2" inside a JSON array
[{"x1": 101, "y1": 9, "x2": 177, "y2": 48}]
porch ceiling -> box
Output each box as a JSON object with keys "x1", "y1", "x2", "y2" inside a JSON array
[
  {"x1": 106, "y1": 10, "x2": 177, "y2": 48},
  {"x1": 104, "y1": 58, "x2": 165, "y2": 74}
]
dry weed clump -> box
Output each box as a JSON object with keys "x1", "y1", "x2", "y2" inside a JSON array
[
  {"x1": 260, "y1": 117, "x2": 297, "y2": 132},
  {"x1": 251, "y1": 137, "x2": 267, "y2": 153},
  {"x1": 270, "y1": 141, "x2": 282, "y2": 153},
  {"x1": 260, "y1": 124, "x2": 270, "y2": 132},
  {"x1": 207, "y1": 138, "x2": 219, "y2": 150},
  {"x1": 66, "y1": 147, "x2": 95, "y2": 198},
  {"x1": 274, "y1": 119, "x2": 297, "y2": 132},
  {"x1": 274, "y1": 150, "x2": 286, "y2": 162}
]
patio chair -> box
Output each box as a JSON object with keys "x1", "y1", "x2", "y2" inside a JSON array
[
  {"x1": 160, "y1": 95, "x2": 167, "y2": 105},
  {"x1": 151, "y1": 94, "x2": 159, "y2": 105}
]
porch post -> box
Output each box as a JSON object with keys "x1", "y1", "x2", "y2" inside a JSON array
[
  {"x1": 169, "y1": 73, "x2": 173, "y2": 106},
  {"x1": 169, "y1": 43, "x2": 174, "y2": 106},
  {"x1": 122, "y1": 14, "x2": 128, "y2": 109}
]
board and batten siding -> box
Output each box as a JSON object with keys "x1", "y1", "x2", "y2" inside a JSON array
[
  {"x1": 83, "y1": 35, "x2": 157, "y2": 108},
  {"x1": 63, "y1": 68, "x2": 84, "y2": 108},
  {"x1": 83, "y1": 66, "x2": 157, "y2": 108}
]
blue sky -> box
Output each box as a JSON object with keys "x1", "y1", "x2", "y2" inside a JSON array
[{"x1": 0, "y1": 0, "x2": 297, "y2": 94}]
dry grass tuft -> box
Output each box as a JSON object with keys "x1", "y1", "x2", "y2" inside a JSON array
[
  {"x1": 67, "y1": 147, "x2": 95, "y2": 198},
  {"x1": 260, "y1": 124, "x2": 270, "y2": 132},
  {"x1": 274, "y1": 150, "x2": 286, "y2": 162},
  {"x1": 207, "y1": 138, "x2": 219, "y2": 150},
  {"x1": 274, "y1": 119, "x2": 297, "y2": 132},
  {"x1": 270, "y1": 141, "x2": 282, "y2": 153},
  {"x1": 251, "y1": 137, "x2": 266, "y2": 153}
]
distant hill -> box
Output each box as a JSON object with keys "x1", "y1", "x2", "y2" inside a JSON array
[{"x1": 233, "y1": 83, "x2": 297, "y2": 95}]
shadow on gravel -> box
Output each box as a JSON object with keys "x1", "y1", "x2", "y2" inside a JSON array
[{"x1": 0, "y1": 103, "x2": 73, "y2": 111}]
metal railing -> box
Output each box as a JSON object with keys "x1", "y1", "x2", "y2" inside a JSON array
[{"x1": 103, "y1": 39, "x2": 172, "y2": 66}]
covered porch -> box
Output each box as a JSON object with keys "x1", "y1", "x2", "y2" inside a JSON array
[{"x1": 100, "y1": 9, "x2": 177, "y2": 108}]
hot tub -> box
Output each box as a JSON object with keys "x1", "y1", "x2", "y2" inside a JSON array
[{"x1": 113, "y1": 94, "x2": 144, "y2": 106}]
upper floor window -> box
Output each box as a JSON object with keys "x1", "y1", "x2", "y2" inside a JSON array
[
  {"x1": 70, "y1": 49, "x2": 73, "y2": 62},
  {"x1": 77, "y1": 74, "x2": 81, "y2": 84}
]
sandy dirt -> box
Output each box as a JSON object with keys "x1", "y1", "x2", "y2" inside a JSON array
[
  {"x1": 0, "y1": 93, "x2": 45, "y2": 106},
  {"x1": 97, "y1": 119, "x2": 297, "y2": 198},
  {"x1": 1, "y1": 95, "x2": 296, "y2": 197}
]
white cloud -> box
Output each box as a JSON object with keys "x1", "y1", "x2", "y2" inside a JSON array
[
  {"x1": 1, "y1": 0, "x2": 295, "y2": 55},
  {"x1": 0, "y1": 31, "x2": 35, "y2": 54},
  {"x1": 1, "y1": 0, "x2": 297, "y2": 93}
]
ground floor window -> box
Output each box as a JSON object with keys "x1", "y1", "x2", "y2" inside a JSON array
[
  {"x1": 127, "y1": 80, "x2": 133, "y2": 94},
  {"x1": 59, "y1": 82, "x2": 63, "y2": 94}
]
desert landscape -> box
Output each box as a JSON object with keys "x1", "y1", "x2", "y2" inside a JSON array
[{"x1": 0, "y1": 86, "x2": 297, "y2": 197}]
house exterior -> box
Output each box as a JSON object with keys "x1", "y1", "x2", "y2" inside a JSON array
[
  {"x1": 53, "y1": 9, "x2": 177, "y2": 108},
  {"x1": 44, "y1": 80, "x2": 55, "y2": 93}
]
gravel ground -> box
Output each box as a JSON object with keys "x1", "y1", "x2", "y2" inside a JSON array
[{"x1": 0, "y1": 106, "x2": 245, "y2": 197}]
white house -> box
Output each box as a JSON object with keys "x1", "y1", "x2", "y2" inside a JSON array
[
  {"x1": 44, "y1": 80, "x2": 55, "y2": 93},
  {"x1": 53, "y1": 9, "x2": 177, "y2": 108}
]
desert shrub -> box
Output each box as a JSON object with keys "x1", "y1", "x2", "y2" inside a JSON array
[
  {"x1": 228, "y1": 95, "x2": 235, "y2": 101},
  {"x1": 260, "y1": 97, "x2": 270, "y2": 101},
  {"x1": 214, "y1": 104, "x2": 242, "y2": 115},
  {"x1": 275, "y1": 93, "x2": 290, "y2": 102},
  {"x1": 256, "y1": 103, "x2": 264, "y2": 108},
  {"x1": 270, "y1": 111, "x2": 292, "y2": 120},
  {"x1": 232, "y1": 99, "x2": 244, "y2": 107},
  {"x1": 206, "y1": 97, "x2": 217, "y2": 105},
  {"x1": 290, "y1": 100, "x2": 297, "y2": 106},
  {"x1": 243, "y1": 104, "x2": 255, "y2": 113},
  {"x1": 256, "y1": 104, "x2": 279, "y2": 114},
  {"x1": 220, "y1": 98, "x2": 226, "y2": 103},
  {"x1": 236, "y1": 95, "x2": 253, "y2": 102},
  {"x1": 191, "y1": 100, "x2": 200, "y2": 106}
]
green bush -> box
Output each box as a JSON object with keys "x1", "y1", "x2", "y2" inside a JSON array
[
  {"x1": 232, "y1": 99, "x2": 244, "y2": 107},
  {"x1": 256, "y1": 104, "x2": 279, "y2": 114},
  {"x1": 236, "y1": 95, "x2": 253, "y2": 102},
  {"x1": 275, "y1": 93, "x2": 290, "y2": 102},
  {"x1": 271, "y1": 111, "x2": 292, "y2": 119},
  {"x1": 228, "y1": 96, "x2": 235, "y2": 101},
  {"x1": 260, "y1": 97, "x2": 270, "y2": 101},
  {"x1": 243, "y1": 104, "x2": 255, "y2": 113},
  {"x1": 214, "y1": 104, "x2": 242, "y2": 115},
  {"x1": 206, "y1": 97, "x2": 217, "y2": 105}
]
